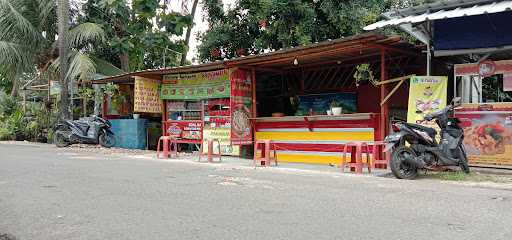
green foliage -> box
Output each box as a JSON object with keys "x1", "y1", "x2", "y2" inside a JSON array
[
  {"x1": 82, "y1": 0, "x2": 193, "y2": 70},
  {"x1": 198, "y1": 0, "x2": 435, "y2": 62},
  {"x1": 0, "y1": 91, "x2": 58, "y2": 142},
  {"x1": 354, "y1": 63, "x2": 377, "y2": 87},
  {"x1": 330, "y1": 100, "x2": 341, "y2": 108},
  {"x1": 101, "y1": 82, "x2": 119, "y2": 97},
  {"x1": 0, "y1": 0, "x2": 119, "y2": 101}
]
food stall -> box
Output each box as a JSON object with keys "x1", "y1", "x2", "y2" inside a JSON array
[
  {"x1": 454, "y1": 60, "x2": 512, "y2": 166},
  {"x1": 93, "y1": 33, "x2": 423, "y2": 163},
  {"x1": 244, "y1": 35, "x2": 423, "y2": 165},
  {"x1": 160, "y1": 68, "x2": 254, "y2": 155}
]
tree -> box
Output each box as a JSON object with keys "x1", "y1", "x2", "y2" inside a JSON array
[
  {"x1": 57, "y1": 0, "x2": 71, "y2": 119},
  {"x1": 198, "y1": 0, "x2": 434, "y2": 62},
  {"x1": 0, "y1": 0, "x2": 119, "y2": 120},
  {"x1": 82, "y1": 0, "x2": 194, "y2": 71},
  {"x1": 180, "y1": 0, "x2": 199, "y2": 66}
]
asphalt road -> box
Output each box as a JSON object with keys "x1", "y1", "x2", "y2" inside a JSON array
[{"x1": 1, "y1": 143, "x2": 512, "y2": 240}]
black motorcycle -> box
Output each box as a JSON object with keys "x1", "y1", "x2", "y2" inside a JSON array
[
  {"x1": 54, "y1": 116, "x2": 115, "y2": 148},
  {"x1": 384, "y1": 97, "x2": 470, "y2": 179}
]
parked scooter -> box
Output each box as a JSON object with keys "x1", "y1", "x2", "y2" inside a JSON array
[
  {"x1": 384, "y1": 97, "x2": 469, "y2": 179},
  {"x1": 54, "y1": 116, "x2": 115, "y2": 148}
]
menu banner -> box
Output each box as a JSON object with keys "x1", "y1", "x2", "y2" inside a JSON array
[
  {"x1": 134, "y1": 77, "x2": 161, "y2": 113},
  {"x1": 230, "y1": 69, "x2": 253, "y2": 145},
  {"x1": 161, "y1": 69, "x2": 230, "y2": 100},
  {"x1": 407, "y1": 76, "x2": 448, "y2": 125}
]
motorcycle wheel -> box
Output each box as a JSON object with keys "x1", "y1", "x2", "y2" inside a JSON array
[
  {"x1": 457, "y1": 145, "x2": 470, "y2": 174},
  {"x1": 54, "y1": 130, "x2": 71, "y2": 148},
  {"x1": 99, "y1": 131, "x2": 115, "y2": 148},
  {"x1": 390, "y1": 146, "x2": 418, "y2": 180}
]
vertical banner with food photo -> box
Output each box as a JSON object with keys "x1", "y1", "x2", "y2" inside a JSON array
[
  {"x1": 407, "y1": 76, "x2": 448, "y2": 130},
  {"x1": 461, "y1": 114, "x2": 512, "y2": 165},
  {"x1": 230, "y1": 69, "x2": 253, "y2": 145}
]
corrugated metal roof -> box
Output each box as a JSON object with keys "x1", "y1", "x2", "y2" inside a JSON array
[{"x1": 364, "y1": 0, "x2": 512, "y2": 31}]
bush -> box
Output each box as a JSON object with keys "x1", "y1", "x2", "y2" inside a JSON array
[{"x1": 0, "y1": 91, "x2": 58, "y2": 142}]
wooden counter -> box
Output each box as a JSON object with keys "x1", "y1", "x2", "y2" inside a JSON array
[{"x1": 253, "y1": 113, "x2": 381, "y2": 165}]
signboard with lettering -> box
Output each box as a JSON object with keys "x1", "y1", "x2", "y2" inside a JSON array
[
  {"x1": 161, "y1": 69, "x2": 230, "y2": 100},
  {"x1": 134, "y1": 77, "x2": 161, "y2": 113}
]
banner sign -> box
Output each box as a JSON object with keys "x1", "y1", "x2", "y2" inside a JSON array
[
  {"x1": 457, "y1": 112, "x2": 512, "y2": 165},
  {"x1": 230, "y1": 69, "x2": 253, "y2": 145},
  {"x1": 166, "y1": 121, "x2": 202, "y2": 140},
  {"x1": 134, "y1": 77, "x2": 161, "y2": 113},
  {"x1": 202, "y1": 127, "x2": 240, "y2": 156},
  {"x1": 161, "y1": 69, "x2": 230, "y2": 100},
  {"x1": 407, "y1": 76, "x2": 448, "y2": 127}
]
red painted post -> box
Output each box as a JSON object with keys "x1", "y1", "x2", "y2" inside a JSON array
[
  {"x1": 380, "y1": 48, "x2": 388, "y2": 141},
  {"x1": 161, "y1": 100, "x2": 167, "y2": 136}
]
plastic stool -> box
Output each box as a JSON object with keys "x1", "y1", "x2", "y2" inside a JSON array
[
  {"x1": 340, "y1": 142, "x2": 371, "y2": 174},
  {"x1": 198, "y1": 139, "x2": 222, "y2": 163},
  {"x1": 156, "y1": 136, "x2": 178, "y2": 159},
  {"x1": 253, "y1": 140, "x2": 278, "y2": 167},
  {"x1": 371, "y1": 141, "x2": 389, "y2": 169}
]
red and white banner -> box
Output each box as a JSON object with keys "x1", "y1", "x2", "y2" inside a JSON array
[{"x1": 230, "y1": 69, "x2": 253, "y2": 145}]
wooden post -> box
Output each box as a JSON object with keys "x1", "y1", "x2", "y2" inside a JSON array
[
  {"x1": 102, "y1": 94, "x2": 108, "y2": 117},
  {"x1": 379, "y1": 48, "x2": 388, "y2": 141},
  {"x1": 22, "y1": 90, "x2": 26, "y2": 113}
]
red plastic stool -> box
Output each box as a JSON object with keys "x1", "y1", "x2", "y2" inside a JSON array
[
  {"x1": 253, "y1": 140, "x2": 278, "y2": 167},
  {"x1": 340, "y1": 141, "x2": 371, "y2": 174},
  {"x1": 198, "y1": 139, "x2": 222, "y2": 163},
  {"x1": 371, "y1": 141, "x2": 389, "y2": 169},
  {"x1": 156, "y1": 136, "x2": 178, "y2": 159}
]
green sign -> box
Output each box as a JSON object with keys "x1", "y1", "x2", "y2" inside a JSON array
[
  {"x1": 161, "y1": 69, "x2": 231, "y2": 100},
  {"x1": 161, "y1": 82, "x2": 230, "y2": 100}
]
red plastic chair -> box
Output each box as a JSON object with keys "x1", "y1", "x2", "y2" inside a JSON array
[
  {"x1": 371, "y1": 141, "x2": 389, "y2": 169},
  {"x1": 340, "y1": 141, "x2": 371, "y2": 174},
  {"x1": 156, "y1": 136, "x2": 178, "y2": 159},
  {"x1": 198, "y1": 139, "x2": 222, "y2": 163},
  {"x1": 253, "y1": 140, "x2": 278, "y2": 167}
]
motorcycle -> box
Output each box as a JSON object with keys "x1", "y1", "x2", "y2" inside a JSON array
[
  {"x1": 54, "y1": 116, "x2": 115, "y2": 148},
  {"x1": 384, "y1": 97, "x2": 470, "y2": 179}
]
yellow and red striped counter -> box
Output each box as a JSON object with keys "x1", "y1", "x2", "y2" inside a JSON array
[{"x1": 254, "y1": 113, "x2": 381, "y2": 165}]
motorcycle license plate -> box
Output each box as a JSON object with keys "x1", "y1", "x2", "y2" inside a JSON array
[{"x1": 383, "y1": 143, "x2": 395, "y2": 152}]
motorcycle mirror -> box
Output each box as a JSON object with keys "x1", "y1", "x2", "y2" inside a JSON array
[{"x1": 451, "y1": 97, "x2": 462, "y2": 106}]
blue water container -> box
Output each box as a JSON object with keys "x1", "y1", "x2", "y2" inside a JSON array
[{"x1": 109, "y1": 119, "x2": 148, "y2": 149}]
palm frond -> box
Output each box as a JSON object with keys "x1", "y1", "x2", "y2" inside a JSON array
[
  {"x1": 0, "y1": 41, "x2": 32, "y2": 70},
  {"x1": 50, "y1": 50, "x2": 97, "y2": 82},
  {"x1": 37, "y1": 0, "x2": 57, "y2": 31},
  {"x1": 68, "y1": 22, "x2": 106, "y2": 48},
  {"x1": 0, "y1": 0, "x2": 41, "y2": 45},
  {"x1": 68, "y1": 51, "x2": 96, "y2": 81}
]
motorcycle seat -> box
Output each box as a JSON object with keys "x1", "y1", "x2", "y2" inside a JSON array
[
  {"x1": 407, "y1": 123, "x2": 437, "y2": 137},
  {"x1": 71, "y1": 121, "x2": 90, "y2": 133}
]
